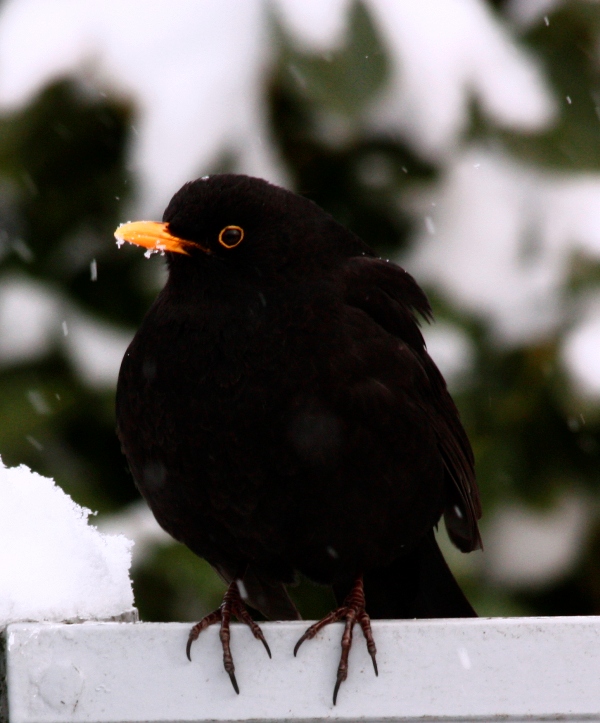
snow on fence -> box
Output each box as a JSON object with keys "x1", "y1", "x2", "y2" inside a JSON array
[{"x1": 3, "y1": 615, "x2": 600, "y2": 722}]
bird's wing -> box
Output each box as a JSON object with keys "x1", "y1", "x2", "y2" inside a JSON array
[{"x1": 342, "y1": 256, "x2": 482, "y2": 552}]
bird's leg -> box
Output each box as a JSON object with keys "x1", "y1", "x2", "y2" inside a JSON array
[
  {"x1": 186, "y1": 580, "x2": 271, "y2": 694},
  {"x1": 294, "y1": 574, "x2": 378, "y2": 704}
]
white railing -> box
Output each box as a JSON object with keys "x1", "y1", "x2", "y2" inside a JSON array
[{"x1": 3, "y1": 616, "x2": 600, "y2": 722}]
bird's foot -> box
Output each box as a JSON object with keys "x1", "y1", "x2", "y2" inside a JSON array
[
  {"x1": 186, "y1": 580, "x2": 271, "y2": 694},
  {"x1": 294, "y1": 575, "x2": 377, "y2": 705}
]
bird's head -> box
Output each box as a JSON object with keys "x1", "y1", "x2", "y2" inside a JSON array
[{"x1": 115, "y1": 174, "x2": 372, "y2": 285}]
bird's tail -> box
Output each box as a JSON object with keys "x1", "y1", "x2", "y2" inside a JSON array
[{"x1": 334, "y1": 530, "x2": 476, "y2": 619}]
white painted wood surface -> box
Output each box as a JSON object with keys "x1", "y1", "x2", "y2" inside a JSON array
[{"x1": 3, "y1": 616, "x2": 600, "y2": 722}]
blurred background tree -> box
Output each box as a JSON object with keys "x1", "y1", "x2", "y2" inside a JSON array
[{"x1": 0, "y1": 0, "x2": 599, "y2": 621}]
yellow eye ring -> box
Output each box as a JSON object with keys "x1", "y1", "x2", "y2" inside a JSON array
[{"x1": 218, "y1": 225, "x2": 244, "y2": 249}]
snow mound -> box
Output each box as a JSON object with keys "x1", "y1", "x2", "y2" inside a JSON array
[{"x1": 0, "y1": 458, "x2": 134, "y2": 625}]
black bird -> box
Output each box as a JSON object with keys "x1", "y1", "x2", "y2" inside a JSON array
[{"x1": 115, "y1": 174, "x2": 481, "y2": 704}]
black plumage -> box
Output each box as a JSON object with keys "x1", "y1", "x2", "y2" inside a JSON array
[{"x1": 115, "y1": 174, "x2": 481, "y2": 702}]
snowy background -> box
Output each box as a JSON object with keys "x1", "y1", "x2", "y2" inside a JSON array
[{"x1": 1, "y1": 0, "x2": 600, "y2": 624}]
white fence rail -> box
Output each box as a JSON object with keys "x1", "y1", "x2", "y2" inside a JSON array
[{"x1": 3, "y1": 616, "x2": 600, "y2": 722}]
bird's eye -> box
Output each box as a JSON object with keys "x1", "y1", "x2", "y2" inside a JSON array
[{"x1": 218, "y1": 225, "x2": 244, "y2": 249}]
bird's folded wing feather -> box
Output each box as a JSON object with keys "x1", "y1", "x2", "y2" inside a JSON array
[{"x1": 342, "y1": 256, "x2": 482, "y2": 552}]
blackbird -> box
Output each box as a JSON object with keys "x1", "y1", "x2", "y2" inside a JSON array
[{"x1": 115, "y1": 174, "x2": 481, "y2": 704}]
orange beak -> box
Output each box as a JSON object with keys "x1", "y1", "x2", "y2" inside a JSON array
[{"x1": 114, "y1": 221, "x2": 199, "y2": 255}]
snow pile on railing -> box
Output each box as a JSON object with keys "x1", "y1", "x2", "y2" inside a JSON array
[{"x1": 0, "y1": 458, "x2": 134, "y2": 625}]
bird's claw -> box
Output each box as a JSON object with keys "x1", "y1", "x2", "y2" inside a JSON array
[
  {"x1": 227, "y1": 670, "x2": 240, "y2": 695},
  {"x1": 293, "y1": 609, "x2": 340, "y2": 657},
  {"x1": 186, "y1": 580, "x2": 270, "y2": 694},
  {"x1": 187, "y1": 609, "x2": 221, "y2": 661},
  {"x1": 230, "y1": 594, "x2": 272, "y2": 658},
  {"x1": 294, "y1": 575, "x2": 377, "y2": 705}
]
